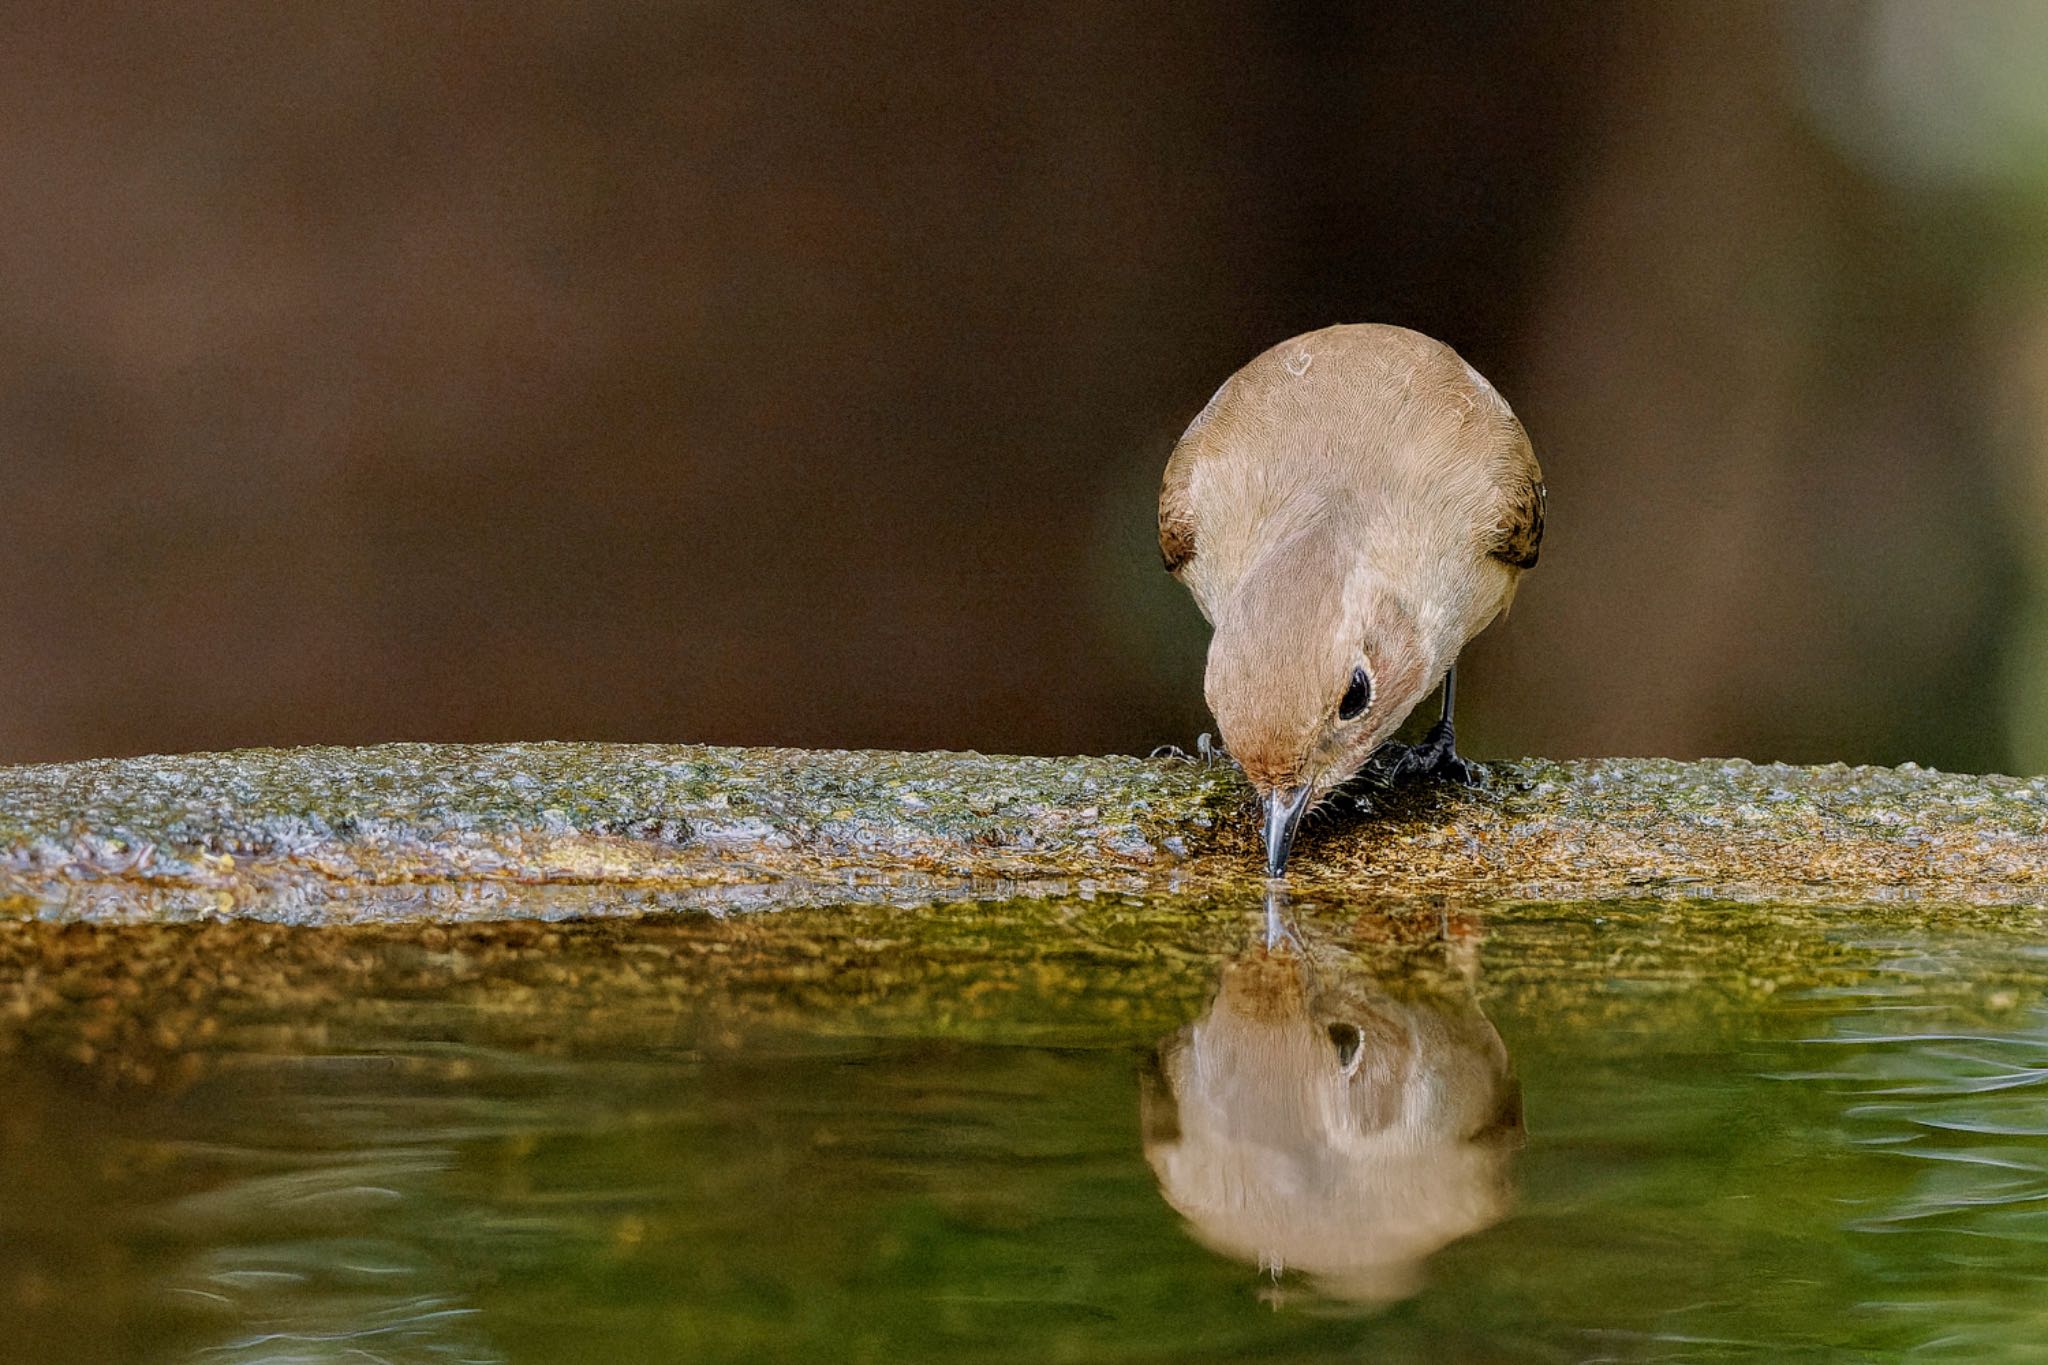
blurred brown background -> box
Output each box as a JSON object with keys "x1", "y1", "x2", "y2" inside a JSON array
[{"x1": 4, "y1": 1, "x2": 2045, "y2": 772}]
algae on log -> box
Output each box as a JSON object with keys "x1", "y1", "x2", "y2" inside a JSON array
[{"x1": 2, "y1": 741, "x2": 2047, "y2": 921}]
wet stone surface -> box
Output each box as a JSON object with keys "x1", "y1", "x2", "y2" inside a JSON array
[{"x1": 3, "y1": 744, "x2": 2048, "y2": 920}]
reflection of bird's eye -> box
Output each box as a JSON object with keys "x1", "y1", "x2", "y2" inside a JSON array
[
  {"x1": 1338, "y1": 665, "x2": 1371, "y2": 721},
  {"x1": 1327, "y1": 1021, "x2": 1364, "y2": 1071}
]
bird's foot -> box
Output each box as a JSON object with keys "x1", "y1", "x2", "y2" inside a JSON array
[
  {"x1": 1368, "y1": 719, "x2": 1487, "y2": 788},
  {"x1": 1310, "y1": 773, "x2": 1376, "y2": 818},
  {"x1": 1150, "y1": 732, "x2": 1227, "y2": 766}
]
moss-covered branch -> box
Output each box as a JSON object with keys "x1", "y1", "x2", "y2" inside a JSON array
[{"x1": 3, "y1": 742, "x2": 2046, "y2": 920}]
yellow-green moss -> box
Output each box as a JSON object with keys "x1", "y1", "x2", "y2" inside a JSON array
[{"x1": 3, "y1": 744, "x2": 2046, "y2": 920}]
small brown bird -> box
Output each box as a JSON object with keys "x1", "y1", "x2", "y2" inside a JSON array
[{"x1": 1159, "y1": 324, "x2": 1544, "y2": 876}]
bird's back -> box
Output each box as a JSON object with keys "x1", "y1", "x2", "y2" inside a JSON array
[{"x1": 1159, "y1": 324, "x2": 1542, "y2": 630}]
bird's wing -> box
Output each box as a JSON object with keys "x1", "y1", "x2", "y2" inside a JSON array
[
  {"x1": 1158, "y1": 439, "x2": 1201, "y2": 575},
  {"x1": 1487, "y1": 462, "x2": 1545, "y2": 570}
]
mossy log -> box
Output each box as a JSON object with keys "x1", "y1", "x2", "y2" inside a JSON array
[{"x1": 3, "y1": 742, "x2": 2047, "y2": 921}]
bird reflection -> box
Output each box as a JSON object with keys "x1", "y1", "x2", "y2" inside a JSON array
[{"x1": 1141, "y1": 889, "x2": 1522, "y2": 1305}]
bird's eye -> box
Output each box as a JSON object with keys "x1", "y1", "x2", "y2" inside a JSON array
[{"x1": 1338, "y1": 665, "x2": 1372, "y2": 721}]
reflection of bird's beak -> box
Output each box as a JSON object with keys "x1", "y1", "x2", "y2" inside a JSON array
[
  {"x1": 1263, "y1": 883, "x2": 1298, "y2": 951},
  {"x1": 1262, "y1": 784, "x2": 1314, "y2": 878}
]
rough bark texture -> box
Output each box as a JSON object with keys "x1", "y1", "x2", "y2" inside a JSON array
[{"x1": 2, "y1": 742, "x2": 2046, "y2": 922}]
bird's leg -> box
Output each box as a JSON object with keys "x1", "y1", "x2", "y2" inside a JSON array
[{"x1": 1370, "y1": 667, "x2": 1485, "y2": 787}]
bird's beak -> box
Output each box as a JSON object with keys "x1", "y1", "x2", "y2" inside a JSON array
[{"x1": 1262, "y1": 783, "x2": 1314, "y2": 878}]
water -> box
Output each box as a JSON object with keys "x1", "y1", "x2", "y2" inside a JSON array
[{"x1": 6, "y1": 892, "x2": 2048, "y2": 1363}]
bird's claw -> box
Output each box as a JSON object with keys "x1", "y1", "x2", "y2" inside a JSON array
[
  {"x1": 1369, "y1": 719, "x2": 1488, "y2": 788},
  {"x1": 1322, "y1": 785, "x2": 1375, "y2": 817},
  {"x1": 1151, "y1": 732, "x2": 1229, "y2": 767}
]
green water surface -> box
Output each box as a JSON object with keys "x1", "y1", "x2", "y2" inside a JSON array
[{"x1": 5, "y1": 892, "x2": 2048, "y2": 1363}]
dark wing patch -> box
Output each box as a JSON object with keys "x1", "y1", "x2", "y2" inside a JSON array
[
  {"x1": 1160, "y1": 510, "x2": 1196, "y2": 574},
  {"x1": 1158, "y1": 446, "x2": 1198, "y2": 574},
  {"x1": 1489, "y1": 476, "x2": 1545, "y2": 569}
]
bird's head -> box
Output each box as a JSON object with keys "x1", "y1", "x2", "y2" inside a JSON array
[{"x1": 1204, "y1": 526, "x2": 1436, "y2": 877}]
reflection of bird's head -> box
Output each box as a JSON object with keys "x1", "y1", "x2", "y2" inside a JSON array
[{"x1": 1141, "y1": 936, "x2": 1521, "y2": 1305}]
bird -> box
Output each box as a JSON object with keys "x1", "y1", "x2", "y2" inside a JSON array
[{"x1": 1158, "y1": 323, "x2": 1545, "y2": 878}]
